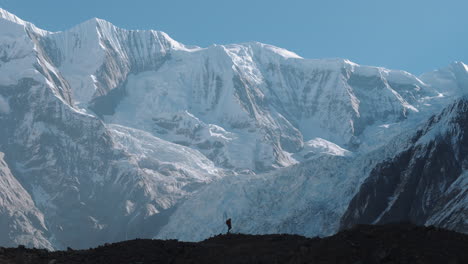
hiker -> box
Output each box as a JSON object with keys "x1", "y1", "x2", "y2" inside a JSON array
[{"x1": 226, "y1": 218, "x2": 232, "y2": 234}]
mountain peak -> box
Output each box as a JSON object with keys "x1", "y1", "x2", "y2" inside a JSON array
[
  {"x1": 0, "y1": 8, "x2": 26, "y2": 25},
  {"x1": 450, "y1": 61, "x2": 468, "y2": 73},
  {"x1": 69, "y1": 16, "x2": 115, "y2": 33},
  {"x1": 81, "y1": 17, "x2": 112, "y2": 27},
  {"x1": 242, "y1": 41, "x2": 303, "y2": 59},
  {"x1": 0, "y1": 8, "x2": 48, "y2": 35}
]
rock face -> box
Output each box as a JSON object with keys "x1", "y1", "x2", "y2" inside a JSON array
[
  {"x1": 0, "y1": 7, "x2": 467, "y2": 249},
  {"x1": 341, "y1": 98, "x2": 468, "y2": 232},
  {"x1": 0, "y1": 153, "x2": 52, "y2": 249}
]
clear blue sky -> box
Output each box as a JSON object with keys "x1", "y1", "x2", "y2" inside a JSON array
[{"x1": 1, "y1": 0, "x2": 467, "y2": 74}]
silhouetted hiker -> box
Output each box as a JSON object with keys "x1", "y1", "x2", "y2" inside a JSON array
[{"x1": 226, "y1": 218, "x2": 232, "y2": 234}]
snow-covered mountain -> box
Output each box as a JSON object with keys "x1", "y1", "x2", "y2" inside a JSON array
[
  {"x1": 0, "y1": 9, "x2": 223, "y2": 249},
  {"x1": 157, "y1": 96, "x2": 468, "y2": 241},
  {"x1": 31, "y1": 9, "x2": 455, "y2": 172},
  {"x1": 0, "y1": 8, "x2": 466, "y2": 249}
]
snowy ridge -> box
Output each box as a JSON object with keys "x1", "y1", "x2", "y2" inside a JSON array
[
  {"x1": 420, "y1": 61, "x2": 468, "y2": 96},
  {"x1": 0, "y1": 8, "x2": 48, "y2": 35},
  {"x1": 45, "y1": 17, "x2": 201, "y2": 103}
]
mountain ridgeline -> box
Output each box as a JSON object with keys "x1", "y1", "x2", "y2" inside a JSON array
[{"x1": 0, "y1": 8, "x2": 466, "y2": 249}]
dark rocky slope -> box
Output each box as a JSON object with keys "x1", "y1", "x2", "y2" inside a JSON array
[
  {"x1": 0, "y1": 223, "x2": 466, "y2": 264},
  {"x1": 341, "y1": 98, "x2": 468, "y2": 233}
]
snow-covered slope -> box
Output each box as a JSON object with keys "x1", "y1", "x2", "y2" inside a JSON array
[
  {"x1": 0, "y1": 8, "x2": 225, "y2": 249},
  {"x1": 0, "y1": 8, "x2": 467, "y2": 248},
  {"x1": 420, "y1": 62, "x2": 468, "y2": 96},
  {"x1": 155, "y1": 121, "x2": 416, "y2": 241},
  {"x1": 100, "y1": 48, "x2": 443, "y2": 171},
  {"x1": 156, "y1": 155, "x2": 366, "y2": 241},
  {"x1": 157, "y1": 97, "x2": 468, "y2": 241}
]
